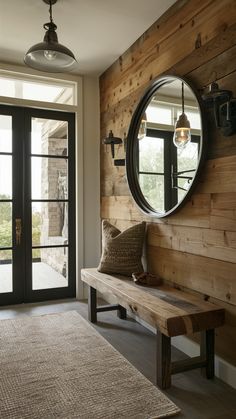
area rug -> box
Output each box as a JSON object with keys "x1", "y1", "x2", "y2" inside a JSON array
[{"x1": 0, "y1": 311, "x2": 180, "y2": 418}]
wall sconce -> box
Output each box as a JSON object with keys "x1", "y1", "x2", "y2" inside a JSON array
[
  {"x1": 202, "y1": 82, "x2": 236, "y2": 136},
  {"x1": 103, "y1": 130, "x2": 126, "y2": 166},
  {"x1": 138, "y1": 112, "x2": 147, "y2": 140}
]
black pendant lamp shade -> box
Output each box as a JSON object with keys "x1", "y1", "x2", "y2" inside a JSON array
[{"x1": 24, "y1": 0, "x2": 77, "y2": 73}]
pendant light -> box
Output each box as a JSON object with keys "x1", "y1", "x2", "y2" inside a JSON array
[
  {"x1": 24, "y1": 0, "x2": 77, "y2": 73},
  {"x1": 173, "y1": 82, "x2": 191, "y2": 148}
]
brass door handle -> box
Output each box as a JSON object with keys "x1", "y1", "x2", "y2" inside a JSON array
[{"x1": 15, "y1": 218, "x2": 22, "y2": 245}]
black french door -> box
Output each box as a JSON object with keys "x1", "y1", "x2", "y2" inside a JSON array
[{"x1": 0, "y1": 105, "x2": 75, "y2": 305}]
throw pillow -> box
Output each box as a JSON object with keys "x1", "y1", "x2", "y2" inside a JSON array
[{"x1": 98, "y1": 220, "x2": 146, "y2": 276}]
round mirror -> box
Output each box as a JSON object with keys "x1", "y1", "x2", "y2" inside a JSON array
[{"x1": 126, "y1": 75, "x2": 206, "y2": 217}]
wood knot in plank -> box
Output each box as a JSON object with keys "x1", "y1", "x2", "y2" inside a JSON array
[
  {"x1": 226, "y1": 292, "x2": 231, "y2": 301},
  {"x1": 195, "y1": 33, "x2": 202, "y2": 49}
]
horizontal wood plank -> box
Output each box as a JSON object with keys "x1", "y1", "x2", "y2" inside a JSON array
[
  {"x1": 101, "y1": 0, "x2": 236, "y2": 110},
  {"x1": 147, "y1": 223, "x2": 236, "y2": 264},
  {"x1": 100, "y1": 0, "x2": 210, "y2": 95},
  {"x1": 198, "y1": 155, "x2": 236, "y2": 194},
  {"x1": 174, "y1": 22, "x2": 236, "y2": 79},
  {"x1": 188, "y1": 44, "x2": 236, "y2": 88},
  {"x1": 101, "y1": 195, "x2": 211, "y2": 228},
  {"x1": 147, "y1": 246, "x2": 236, "y2": 305}
]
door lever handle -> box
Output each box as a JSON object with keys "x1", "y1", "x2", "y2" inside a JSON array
[{"x1": 15, "y1": 218, "x2": 22, "y2": 245}]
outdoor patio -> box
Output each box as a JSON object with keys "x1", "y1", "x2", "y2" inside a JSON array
[{"x1": 0, "y1": 262, "x2": 68, "y2": 293}]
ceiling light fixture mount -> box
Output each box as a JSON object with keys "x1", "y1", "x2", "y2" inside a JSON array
[
  {"x1": 43, "y1": 0, "x2": 57, "y2": 4},
  {"x1": 24, "y1": 0, "x2": 77, "y2": 73}
]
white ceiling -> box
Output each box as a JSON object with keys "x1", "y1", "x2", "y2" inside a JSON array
[{"x1": 0, "y1": 0, "x2": 176, "y2": 75}]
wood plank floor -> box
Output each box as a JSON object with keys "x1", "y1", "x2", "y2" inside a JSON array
[{"x1": 0, "y1": 299, "x2": 236, "y2": 419}]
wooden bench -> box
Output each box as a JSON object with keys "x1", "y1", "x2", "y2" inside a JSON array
[{"x1": 81, "y1": 268, "x2": 225, "y2": 389}]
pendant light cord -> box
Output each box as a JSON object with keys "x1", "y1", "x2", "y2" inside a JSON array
[
  {"x1": 49, "y1": 1, "x2": 53, "y2": 23},
  {"x1": 182, "y1": 82, "x2": 185, "y2": 114}
]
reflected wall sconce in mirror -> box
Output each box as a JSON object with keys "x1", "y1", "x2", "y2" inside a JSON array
[
  {"x1": 202, "y1": 82, "x2": 236, "y2": 136},
  {"x1": 103, "y1": 130, "x2": 126, "y2": 166},
  {"x1": 24, "y1": 0, "x2": 77, "y2": 73},
  {"x1": 138, "y1": 112, "x2": 147, "y2": 140},
  {"x1": 173, "y1": 82, "x2": 191, "y2": 148}
]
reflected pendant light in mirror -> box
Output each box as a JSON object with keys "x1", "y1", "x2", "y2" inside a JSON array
[
  {"x1": 24, "y1": 0, "x2": 77, "y2": 73},
  {"x1": 173, "y1": 82, "x2": 191, "y2": 148}
]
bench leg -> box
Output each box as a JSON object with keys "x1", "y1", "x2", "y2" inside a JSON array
[
  {"x1": 201, "y1": 329, "x2": 215, "y2": 379},
  {"x1": 88, "y1": 286, "x2": 97, "y2": 323},
  {"x1": 117, "y1": 305, "x2": 127, "y2": 319},
  {"x1": 156, "y1": 330, "x2": 171, "y2": 389}
]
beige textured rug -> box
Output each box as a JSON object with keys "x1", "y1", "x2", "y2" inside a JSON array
[{"x1": 0, "y1": 311, "x2": 180, "y2": 419}]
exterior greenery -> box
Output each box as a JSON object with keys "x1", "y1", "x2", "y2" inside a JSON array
[
  {"x1": 139, "y1": 137, "x2": 198, "y2": 212},
  {"x1": 0, "y1": 195, "x2": 41, "y2": 261}
]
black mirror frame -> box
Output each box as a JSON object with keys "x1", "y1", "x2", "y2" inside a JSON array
[{"x1": 126, "y1": 74, "x2": 207, "y2": 218}]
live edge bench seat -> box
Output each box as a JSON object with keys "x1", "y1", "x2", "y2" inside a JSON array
[{"x1": 81, "y1": 268, "x2": 225, "y2": 389}]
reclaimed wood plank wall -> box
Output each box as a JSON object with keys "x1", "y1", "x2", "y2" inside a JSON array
[{"x1": 99, "y1": 0, "x2": 236, "y2": 366}]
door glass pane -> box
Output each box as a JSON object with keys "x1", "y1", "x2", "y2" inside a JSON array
[
  {"x1": 177, "y1": 141, "x2": 198, "y2": 172},
  {"x1": 32, "y1": 247, "x2": 68, "y2": 290},
  {"x1": 0, "y1": 250, "x2": 12, "y2": 293},
  {"x1": 31, "y1": 156, "x2": 68, "y2": 200},
  {"x1": 139, "y1": 174, "x2": 164, "y2": 213},
  {"x1": 31, "y1": 118, "x2": 68, "y2": 156},
  {"x1": 0, "y1": 115, "x2": 12, "y2": 152},
  {"x1": 32, "y1": 202, "x2": 68, "y2": 246},
  {"x1": 0, "y1": 202, "x2": 12, "y2": 248},
  {"x1": 0, "y1": 155, "x2": 12, "y2": 198},
  {"x1": 139, "y1": 137, "x2": 164, "y2": 172},
  {"x1": 177, "y1": 141, "x2": 199, "y2": 201}
]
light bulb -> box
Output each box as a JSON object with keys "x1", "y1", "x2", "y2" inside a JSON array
[
  {"x1": 173, "y1": 111, "x2": 191, "y2": 148},
  {"x1": 44, "y1": 50, "x2": 57, "y2": 61},
  {"x1": 173, "y1": 127, "x2": 191, "y2": 148}
]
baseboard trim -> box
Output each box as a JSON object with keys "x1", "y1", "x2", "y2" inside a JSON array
[{"x1": 131, "y1": 313, "x2": 236, "y2": 390}]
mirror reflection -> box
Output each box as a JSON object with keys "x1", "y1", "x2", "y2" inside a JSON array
[{"x1": 128, "y1": 77, "x2": 203, "y2": 216}]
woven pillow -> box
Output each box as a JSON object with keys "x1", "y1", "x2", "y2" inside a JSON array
[{"x1": 98, "y1": 220, "x2": 146, "y2": 276}]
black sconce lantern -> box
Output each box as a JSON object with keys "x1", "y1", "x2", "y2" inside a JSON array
[
  {"x1": 103, "y1": 130, "x2": 126, "y2": 166},
  {"x1": 202, "y1": 82, "x2": 236, "y2": 136}
]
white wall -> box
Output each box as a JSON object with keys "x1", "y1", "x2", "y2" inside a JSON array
[{"x1": 78, "y1": 76, "x2": 100, "y2": 298}]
